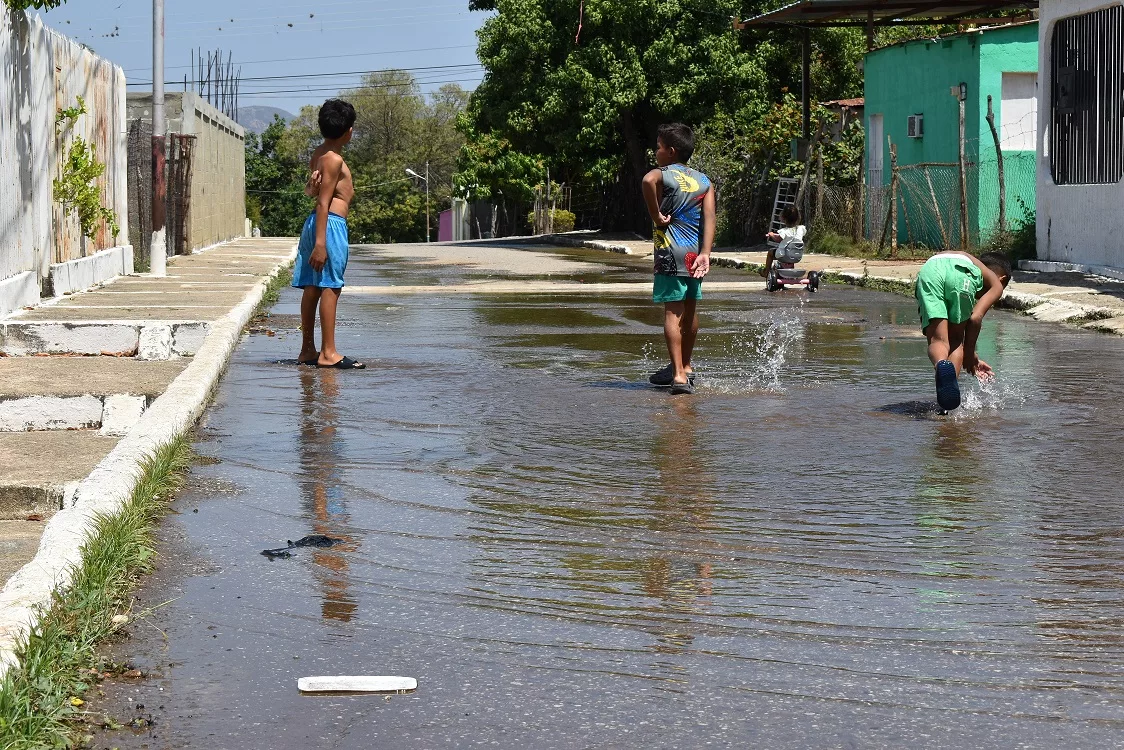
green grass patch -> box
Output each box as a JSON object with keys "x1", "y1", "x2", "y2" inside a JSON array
[
  {"x1": 808, "y1": 223, "x2": 935, "y2": 261},
  {"x1": 253, "y1": 263, "x2": 293, "y2": 321},
  {"x1": 0, "y1": 436, "x2": 193, "y2": 750}
]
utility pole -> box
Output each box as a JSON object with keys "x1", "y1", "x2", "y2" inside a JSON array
[
  {"x1": 150, "y1": 0, "x2": 167, "y2": 276},
  {"x1": 406, "y1": 165, "x2": 430, "y2": 242}
]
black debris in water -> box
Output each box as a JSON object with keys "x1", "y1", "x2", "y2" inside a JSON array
[{"x1": 260, "y1": 535, "x2": 343, "y2": 558}]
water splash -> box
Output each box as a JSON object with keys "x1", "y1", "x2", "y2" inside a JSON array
[
  {"x1": 715, "y1": 311, "x2": 806, "y2": 393},
  {"x1": 957, "y1": 375, "x2": 1028, "y2": 414}
]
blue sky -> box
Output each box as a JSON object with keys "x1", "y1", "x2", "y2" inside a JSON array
[{"x1": 36, "y1": 0, "x2": 487, "y2": 115}]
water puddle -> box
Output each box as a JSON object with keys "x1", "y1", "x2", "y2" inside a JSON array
[{"x1": 87, "y1": 246, "x2": 1124, "y2": 748}]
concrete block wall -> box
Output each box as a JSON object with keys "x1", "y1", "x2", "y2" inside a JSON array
[{"x1": 127, "y1": 92, "x2": 246, "y2": 254}]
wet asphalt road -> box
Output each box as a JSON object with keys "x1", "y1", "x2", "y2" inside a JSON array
[{"x1": 87, "y1": 244, "x2": 1124, "y2": 749}]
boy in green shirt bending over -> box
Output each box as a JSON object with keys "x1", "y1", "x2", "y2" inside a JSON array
[
  {"x1": 641, "y1": 123, "x2": 716, "y2": 396},
  {"x1": 916, "y1": 251, "x2": 1012, "y2": 411}
]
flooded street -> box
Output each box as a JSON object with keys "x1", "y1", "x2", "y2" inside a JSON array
[{"x1": 91, "y1": 244, "x2": 1124, "y2": 749}]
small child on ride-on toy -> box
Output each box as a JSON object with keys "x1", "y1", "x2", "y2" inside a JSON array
[{"x1": 762, "y1": 206, "x2": 821, "y2": 293}]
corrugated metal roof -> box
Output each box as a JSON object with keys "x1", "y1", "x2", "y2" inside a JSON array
[{"x1": 739, "y1": 0, "x2": 1038, "y2": 28}]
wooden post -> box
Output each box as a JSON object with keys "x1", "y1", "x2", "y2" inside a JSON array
[
  {"x1": 925, "y1": 169, "x2": 950, "y2": 249},
  {"x1": 986, "y1": 94, "x2": 1006, "y2": 233},
  {"x1": 796, "y1": 119, "x2": 826, "y2": 206},
  {"x1": 855, "y1": 143, "x2": 865, "y2": 243},
  {"x1": 802, "y1": 28, "x2": 812, "y2": 140},
  {"x1": 957, "y1": 84, "x2": 969, "y2": 249},
  {"x1": 866, "y1": 10, "x2": 875, "y2": 50},
  {"x1": 889, "y1": 136, "x2": 898, "y2": 257},
  {"x1": 899, "y1": 171, "x2": 911, "y2": 246},
  {"x1": 815, "y1": 141, "x2": 825, "y2": 225}
]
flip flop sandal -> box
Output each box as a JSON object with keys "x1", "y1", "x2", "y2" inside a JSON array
[
  {"x1": 319, "y1": 356, "x2": 366, "y2": 370},
  {"x1": 669, "y1": 380, "x2": 694, "y2": 395},
  {"x1": 649, "y1": 363, "x2": 697, "y2": 386},
  {"x1": 934, "y1": 360, "x2": 961, "y2": 411},
  {"x1": 298, "y1": 356, "x2": 319, "y2": 366}
]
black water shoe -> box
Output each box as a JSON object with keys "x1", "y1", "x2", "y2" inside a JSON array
[
  {"x1": 669, "y1": 380, "x2": 694, "y2": 395},
  {"x1": 649, "y1": 364, "x2": 696, "y2": 386},
  {"x1": 934, "y1": 360, "x2": 961, "y2": 411}
]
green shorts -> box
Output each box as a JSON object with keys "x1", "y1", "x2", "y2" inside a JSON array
[
  {"x1": 915, "y1": 254, "x2": 983, "y2": 330},
  {"x1": 653, "y1": 274, "x2": 702, "y2": 303}
]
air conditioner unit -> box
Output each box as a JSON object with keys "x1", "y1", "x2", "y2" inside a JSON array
[{"x1": 907, "y1": 114, "x2": 924, "y2": 138}]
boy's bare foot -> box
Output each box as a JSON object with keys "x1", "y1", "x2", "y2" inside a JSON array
[{"x1": 297, "y1": 349, "x2": 319, "y2": 366}]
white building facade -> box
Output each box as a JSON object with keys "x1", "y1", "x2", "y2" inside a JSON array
[{"x1": 1036, "y1": 1, "x2": 1124, "y2": 276}]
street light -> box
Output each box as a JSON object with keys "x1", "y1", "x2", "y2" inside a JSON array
[{"x1": 405, "y1": 162, "x2": 430, "y2": 243}]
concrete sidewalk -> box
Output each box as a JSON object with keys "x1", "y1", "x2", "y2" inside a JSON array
[
  {"x1": 0, "y1": 238, "x2": 294, "y2": 624},
  {"x1": 545, "y1": 234, "x2": 1124, "y2": 334}
]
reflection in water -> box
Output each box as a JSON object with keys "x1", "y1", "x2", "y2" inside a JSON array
[
  {"x1": 644, "y1": 399, "x2": 715, "y2": 656},
  {"x1": 297, "y1": 368, "x2": 357, "y2": 624}
]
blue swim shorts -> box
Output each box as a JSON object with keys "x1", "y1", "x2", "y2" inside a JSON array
[{"x1": 292, "y1": 212, "x2": 349, "y2": 289}]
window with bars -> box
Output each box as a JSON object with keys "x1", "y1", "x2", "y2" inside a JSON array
[{"x1": 1050, "y1": 5, "x2": 1124, "y2": 185}]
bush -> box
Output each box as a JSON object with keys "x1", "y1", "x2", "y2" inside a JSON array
[
  {"x1": 982, "y1": 198, "x2": 1037, "y2": 263},
  {"x1": 527, "y1": 208, "x2": 576, "y2": 233}
]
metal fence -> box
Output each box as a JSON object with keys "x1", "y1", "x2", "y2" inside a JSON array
[{"x1": 128, "y1": 120, "x2": 195, "y2": 264}]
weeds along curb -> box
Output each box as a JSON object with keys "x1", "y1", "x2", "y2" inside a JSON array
[
  {"x1": 0, "y1": 437, "x2": 192, "y2": 750},
  {"x1": 0, "y1": 242, "x2": 297, "y2": 686}
]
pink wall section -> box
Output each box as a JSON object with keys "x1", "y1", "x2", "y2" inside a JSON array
[{"x1": 438, "y1": 210, "x2": 453, "y2": 242}]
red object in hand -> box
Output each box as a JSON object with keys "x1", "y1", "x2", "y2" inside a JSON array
[{"x1": 684, "y1": 252, "x2": 698, "y2": 271}]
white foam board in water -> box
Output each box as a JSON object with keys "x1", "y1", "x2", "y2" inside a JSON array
[{"x1": 298, "y1": 676, "x2": 418, "y2": 693}]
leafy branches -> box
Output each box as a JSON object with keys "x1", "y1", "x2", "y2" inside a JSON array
[
  {"x1": 52, "y1": 96, "x2": 120, "y2": 242},
  {"x1": 3, "y1": 0, "x2": 67, "y2": 10}
]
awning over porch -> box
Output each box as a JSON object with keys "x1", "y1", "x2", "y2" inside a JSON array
[{"x1": 736, "y1": 0, "x2": 1039, "y2": 29}]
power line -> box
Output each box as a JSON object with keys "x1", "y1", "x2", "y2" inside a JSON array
[
  {"x1": 90, "y1": 0, "x2": 471, "y2": 26},
  {"x1": 236, "y1": 77, "x2": 484, "y2": 98},
  {"x1": 123, "y1": 43, "x2": 477, "y2": 73},
  {"x1": 247, "y1": 177, "x2": 415, "y2": 195},
  {"x1": 68, "y1": 14, "x2": 474, "y2": 46},
  {"x1": 128, "y1": 62, "x2": 482, "y2": 87}
]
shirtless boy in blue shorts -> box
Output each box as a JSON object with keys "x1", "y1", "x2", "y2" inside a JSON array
[
  {"x1": 294, "y1": 98, "x2": 364, "y2": 369},
  {"x1": 916, "y1": 251, "x2": 1011, "y2": 410},
  {"x1": 641, "y1": 123, "x2": 716, "y2": 395}
]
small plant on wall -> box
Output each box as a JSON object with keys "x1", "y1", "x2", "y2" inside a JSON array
[{"x1": 53, "y1": 96, "x2": 120, "y2": 242}]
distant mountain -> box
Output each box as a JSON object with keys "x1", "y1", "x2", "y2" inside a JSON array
[{"x1": 236, "y1": 106, "x2": 295, "y2": 135}]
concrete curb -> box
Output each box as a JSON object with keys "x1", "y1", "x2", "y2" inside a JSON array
[
  {"x1": 709, "y1": 255, "x2": 1124, "y2": 330},
  {"x1": 0, "y1": 243, "x2": 297, "y2": 678},
  {"x1": 544, "y1": 233, "x2": 635, "y2": 255}
]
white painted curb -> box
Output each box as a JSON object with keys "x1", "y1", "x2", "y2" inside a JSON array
[{"x1": 0, "y1": 243, "x2": 296, "y2": 678}]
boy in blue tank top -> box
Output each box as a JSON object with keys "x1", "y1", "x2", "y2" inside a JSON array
[{"x1": 641, "y1": 123, "x2": 715, "y2": 395}]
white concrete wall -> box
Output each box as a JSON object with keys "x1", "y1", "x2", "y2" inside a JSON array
[
  {"x1": 0, "y1": 9, "x2": 129, "y2": 307},
  {"x1": 1037, "y1": 0, "x2": 1124, "y2": 268}
]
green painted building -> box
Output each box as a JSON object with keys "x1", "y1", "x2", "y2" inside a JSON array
[{"x1": 864, "y1": 22, "x2": 1039, "y2": 247}]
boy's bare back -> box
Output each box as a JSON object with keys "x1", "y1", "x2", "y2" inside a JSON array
[{"x1": 305, "y1": 145, "x2": 355, "y2": 217}]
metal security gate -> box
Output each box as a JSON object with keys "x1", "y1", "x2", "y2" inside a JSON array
[
  {"x1": 1051, "y1": 5, "x2": 1124, "y2": 185},
  {"x1": 127, "y1": 122, "x2": 195, "y2": 263}
]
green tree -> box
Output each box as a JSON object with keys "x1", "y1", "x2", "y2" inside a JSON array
[
  {"x1": 4, "y1": 0, "x2": 67, "y2": 10},
  {"x1": 245, "y1": 76, "x2": 468, "y2": 244},
  {"x1": 467, "y1": 0, "x2": 764, "y2": 230},
  {"x1": 245, "y1": 116, "x2": 307, "y2": 237}
]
